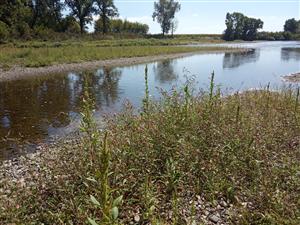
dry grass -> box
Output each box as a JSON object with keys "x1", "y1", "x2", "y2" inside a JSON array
[{"x1": 0, "y1": 38, "x2": 227, "y2": 68}]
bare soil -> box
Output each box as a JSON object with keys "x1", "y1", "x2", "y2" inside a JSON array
[{"x1": 283, "y1": 72, "x2": 300, "y2": 82}]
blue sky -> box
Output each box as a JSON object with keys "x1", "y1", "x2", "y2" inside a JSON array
[{"x1": 93, "y1": 0, "x2": 300, "y2": 34}]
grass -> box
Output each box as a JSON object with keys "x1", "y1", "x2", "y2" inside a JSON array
[
  {"x1": 0, "y1": 72, "x2": 299, "y2": 224},
  {"x1": 0, "y1": 37, "x2": 230, "y2": 68}
]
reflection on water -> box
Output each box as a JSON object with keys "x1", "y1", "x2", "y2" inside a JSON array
[
  {"x1": 223, "y1": 50, "x2": 260, "y2": 69},
  {"x1": 0, "y1": 76, "x2": 74, "y2": 137},
  {"x1": 91, "y1": 68, "x2": 122, "y2": 107},
  {"x1": 0, "y1": 68, "x2": 122, "y2": 159},
  {"x1": 153, "y1": 60, "x2": 178, "y2": 83},
  {"x1": 0, "y1": 41, "x2": 299, "y2": 159},
  {"x1": 281, "y1": 48, "x2": 300, "y2": 61}
]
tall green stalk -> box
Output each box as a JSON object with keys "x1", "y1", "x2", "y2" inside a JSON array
[{"x1": 142, "y1": 65, "x2": 150, "y2": 114}]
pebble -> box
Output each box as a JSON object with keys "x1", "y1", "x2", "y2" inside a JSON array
[
  {"x1": 220, "y1": 200, "x2": 228, "y2": 208},
  {"x1": 204, "y1": 210, "x2": 209, "y2": 216},
  {"x1": 209, "y1": 214, "x2": 220, "y2": 223},
  {"x1": 134, "y1": 214, "x2": 140, "y2": 222}
]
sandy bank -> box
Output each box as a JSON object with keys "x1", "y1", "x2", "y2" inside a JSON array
[
  {"x1": 0, "y1": 49, "x2": 249, "y2": 82},
  {"x1": 283, "y1": 72, "x2": 300, "y2": 82}
]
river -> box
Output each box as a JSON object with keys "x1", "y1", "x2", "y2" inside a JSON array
[{"x1": 0, "y1": 41, "x2": 299, "y2": 159}]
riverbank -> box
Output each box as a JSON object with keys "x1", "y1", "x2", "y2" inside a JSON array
[
  {"x1": 1, "y1": 82, "x2": 299, "y2": 224},
  {"x1": 0, "y1": 131, "x2": 232, "y2": 225},
  {"x1": 283, "y1": 72, "x2": 300, "y2": 82},
  {"x1": 0, "y1": 47, "x2": 249, "y2": 81},
  {"x1": 0, "y1": 38, "x2": 227, "y2": 69}
]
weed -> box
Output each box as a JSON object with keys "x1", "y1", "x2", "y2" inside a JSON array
[
  {"x1": 142, "y1": 65, "x2": 150, "y2": 114},
  {"x1": 81, "y1": 86, "x2": 123, "y2": 225},
  {"x1": 0, "y1": 40, "x2": 232, "y2": 68},
  {"x1": 1, "y1": 69, "x2": 299, "y2": 224}
]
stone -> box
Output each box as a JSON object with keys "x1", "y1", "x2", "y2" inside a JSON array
[
  {"x1": 208, "y1": 214, "x2": 220, "y2": 223},
  {"x1": 134, "y1": 214, "x2": 140, "y2": 222},
  {"x1": 220, "y1": 200, "x2": 228, "y2": 208}
]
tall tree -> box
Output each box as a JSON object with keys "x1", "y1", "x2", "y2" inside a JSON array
[
  {"x1": 223, "y1": 12, "x2": 263, "y2": 41},
  {"x1": 94, "y1": 0, "x2": 118, "y2": 34},
  {"x1": 152, "y1": 0, "x2": 181, "y2": 36},
  {"x1": 45, "y1": 0, "x2": 65, "y2": 29},
  {"x1": 223, "y1": 13, "x2": 235, "y2": 41},
  {"x1": 65, "y1": 0, "x2": 95, "y2": 33},
  {"x1": 29, "y1": 0, "x2": 64, "y2": 30},
  {"x1": 0, "y1": 0, "x2": 31, "y2": 27},
  {"x1": 242, "y1": 17, "x2": 263, "y2": 40},
  {"x1": 284, "y1": 18, "x2": 299, "y2": 33},
  {"x1": 170, "y1": 18, "x2": 178, "y2": 37}
]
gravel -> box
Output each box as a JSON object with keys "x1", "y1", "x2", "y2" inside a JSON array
[{"x1": 283, "y1": 72, "x2": 300, "y2": 82}]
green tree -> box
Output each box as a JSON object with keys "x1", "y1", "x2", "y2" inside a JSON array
[
  {"x1": 110, "y1": 19, "x2": 123, "y2": 33},
  {"x1": 65, "y1": 0, "x2": 95, "y2": 33},
  {"x1": 0, "y1": 0, "x2": 32, "y2": 27},
  {"x1": 94, "y1": 0, "x2": 118, "y2": 34},
  {"x1": 284, "y1": 18, "x2": 299, "y2": 34},
  {"x1": 170, "y1": 18, "x2": 178, "y2": 37},
  {"x1": 242, "y1": 17, "x2": 263, "y2": 40},
  {"x1": 61, "y1": 16, "x2": 81, "y2": 33},
  {"x1": 95, "y1": 18, "x2": 149, "y2": 35},
  {"x1": 152, "y1": 0, "x2": 181, "y2": 36},
  {"x1": 223, "y1": 13, "x2": 235, "y2": 41},
  {"x1": 0, "y1": 0, "x2": 33, "y2": 38},
  {"x1": 223, "y1": 12, "x2": 263, "y2": 41},
  {"x1": 0, "y1": 21, "x2": 9, "y2": 42},
  {"x1": 29, "y1": 0, "x2": 64, "y2": 30}
]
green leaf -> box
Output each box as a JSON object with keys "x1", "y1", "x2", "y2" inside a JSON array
[
  {"x1": 87, "y1": 217, "x2": 99, "y2": 225},
  {"x1": 113, "y1": 195, "x2": 123, "y2": 207},
  {"x1": 150, "y1": 205, "x2": 156, "y2": 212},
  {"x1": 111, "y1": 206, "x2": 119, "y2": 220},
  {"x1": 90, "y1": 195, "x2": 100, "y2": 207}
]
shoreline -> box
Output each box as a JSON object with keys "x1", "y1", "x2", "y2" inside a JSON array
[
  {"x1": 1, "y1": 87, "x2": 298, "y2": 224},
  {"x1": 0, "y1": 131, "x2": 80, "y2": 183},
  {"x1": 0, "y1": 48, "x2": 250, "y2": 82},
  {"x1": 283, "y1": 72, "x2": 300, "y2": 82}
]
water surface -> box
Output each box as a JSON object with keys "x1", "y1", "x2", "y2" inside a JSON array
[{"x1": 0, "y1": 41, "x2": 299, "y2": 159}]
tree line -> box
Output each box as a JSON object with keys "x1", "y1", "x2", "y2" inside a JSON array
[
  {"x1": 0, "y1": 0, "x2": 182, "y2": 42},
  {"x1": 0, "y1": 0, "x2": 119, "y2": 40},
  {"x1": 1, "y1": 1, "x2": 298, "y2": 43},
  {"x1": 223, "y1": 12, "x2": 300, "y2": 41},
  {"x1": 95, "y1": 19, "x2": 149, "y2": 35}
]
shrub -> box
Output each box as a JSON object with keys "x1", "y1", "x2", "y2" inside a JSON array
[
  {"x1": 0, "y1": 21, "x2": 9, "y2": 42},
  {"x1": 15, "y1": 22, "x2": 31, "y2": 39},
  {"x1": 34, "y1": 26, "x2": 58, "y2": 40},
  {"x1": 283, "y1": 31, "x2": 293, "y2": 40},
  {"x1": 257, "y1": 31, "x2": 295, "y2": 41},
  {"x1": 95, "y1": 18, "x2": 149, "y2": 35},
  {"x1": 0, "y1": 71, "x2": 299, "y2": 224}
]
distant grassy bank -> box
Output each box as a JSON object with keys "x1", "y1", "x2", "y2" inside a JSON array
[
  {"x1": 1, "y1": 73, "x2": 299, "y2": 225},
  {"x1": 0, "y1": 36, "x2": 227, "y2": 69}
]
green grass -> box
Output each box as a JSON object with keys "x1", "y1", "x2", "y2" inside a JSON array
[
  {"x1": 0, "y1": 37, "x2": 229, "y2": 68},
  {"x1": 1, "y1": 73, "x2": 299, "y2": 224}
]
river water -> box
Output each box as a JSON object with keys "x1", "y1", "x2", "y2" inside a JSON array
[{"x1": 0, "y1": 41, "x2": 299, "y2": 159}]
